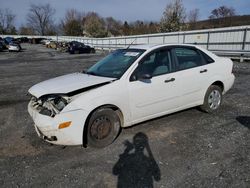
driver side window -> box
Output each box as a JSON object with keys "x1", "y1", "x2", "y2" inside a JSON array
[{"x1": 131, "y1": 49, "x2": 172, "y2": 81}]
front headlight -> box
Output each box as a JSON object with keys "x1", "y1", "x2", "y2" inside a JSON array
[
  {"x1": 35, "y1": 95, "x2": 71, "y2": 117},
  {"x1": 52, "y1": 96, "x2": 68, "y2": 111}
]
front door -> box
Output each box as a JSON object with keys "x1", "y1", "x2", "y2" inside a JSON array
[{"x1": 128, "y1": 48, "x2": 181, "y2": 122}]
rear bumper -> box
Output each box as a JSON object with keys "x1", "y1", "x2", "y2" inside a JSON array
[
  {"x1": 223, "y1": 74, "x2": 235, "y2": 94},
  {"x1": 28, "y1": 102, "x2": 88, "y2": 145}
]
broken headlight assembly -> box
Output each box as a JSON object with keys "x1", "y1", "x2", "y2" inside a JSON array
[{"x1": 31, "y1": 95, "x2": 71, "y2": 117}]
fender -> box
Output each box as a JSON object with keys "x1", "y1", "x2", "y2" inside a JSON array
[{"x1": 64, "y1": 80, "x2": 131, "y2": 127}]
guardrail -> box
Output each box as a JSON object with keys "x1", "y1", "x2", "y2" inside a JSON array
[{"x1": 1, "y1": 25, "x2": 250, "y2": 61}]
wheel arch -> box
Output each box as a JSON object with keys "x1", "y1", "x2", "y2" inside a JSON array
[
  {"x1": 82, "y1": 104, "x2": 124, "y2": 147},
  {"x1": 211, "y1": 80, "x2": 224, "y2": 93}
]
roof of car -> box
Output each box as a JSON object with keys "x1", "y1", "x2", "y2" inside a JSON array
[
  {"x1": 128, "y1": 43, "x2": 196, "y2": 50},
  {"x1": 127, "y1": 43, "x2": 218, "y2": 60}
]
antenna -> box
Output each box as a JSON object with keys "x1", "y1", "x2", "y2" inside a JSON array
[{"x1": 126, "y1": 39, "x2": 136, "y2": 49}]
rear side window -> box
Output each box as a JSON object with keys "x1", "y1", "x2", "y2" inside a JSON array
[
  {"x1": 174, "y1": 48, "x2": 203, "y2": 70},
  {"x1": 200, "y1": 50, "x2": 215, "y2": 64}
]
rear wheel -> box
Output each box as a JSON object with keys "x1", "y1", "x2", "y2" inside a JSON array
[
  {"x1": 87, "y1": 108, "x2": 121, "y2": 148},
  {"x1": 200, "y1": 85, "x2": 222, "y2": 113}
]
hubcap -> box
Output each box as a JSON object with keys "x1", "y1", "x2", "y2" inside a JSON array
[
  {"x1": 90, "y1": 116, "x2": 112, "y2": 140},
  {"x1": 208, "y1": 90, "x2": 221, "y2": 110}
]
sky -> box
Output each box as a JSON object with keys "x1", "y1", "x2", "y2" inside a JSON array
[{"x1": 1, "y1": 0, "x2": 250, "y2": 28}]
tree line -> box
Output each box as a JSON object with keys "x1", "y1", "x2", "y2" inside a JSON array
[{"x1": 0, "y1": 0, "x2": 239, "y2": 37}]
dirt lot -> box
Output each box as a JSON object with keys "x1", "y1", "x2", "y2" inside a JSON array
[{"x1": 0, "y1": 44, "x2": 249, "y2": 188}]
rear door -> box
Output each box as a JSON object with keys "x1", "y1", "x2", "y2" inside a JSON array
[{"x1": 172, "y1": 47, "x2": 210, "y2": 107}]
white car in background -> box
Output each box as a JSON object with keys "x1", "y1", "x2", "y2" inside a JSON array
[
  {"x1": 28, "y1": 44, "x2": 235, "y2": 147},
  {"x1": 41, "y1": 39, "x2": 52, "y2": 45},
  {"x1": 8, "y1": 42, "x2": 21, "y2": 52}
]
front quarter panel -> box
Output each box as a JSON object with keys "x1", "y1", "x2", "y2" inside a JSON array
[
  {"x1": 53, "y1": 109, "x2": 89, "y2": 145},
  {"x1": 64, "y1": 80, "x2": 131, "y2": 127}
]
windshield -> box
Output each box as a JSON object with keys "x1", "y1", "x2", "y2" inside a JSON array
[{"x1": 86, "y1": 49, "x2": 145, "y2": 78}]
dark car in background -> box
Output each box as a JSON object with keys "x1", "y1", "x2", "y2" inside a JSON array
[
  {"x1": 68, "y1": 41, "x2": 95, "y2": 54},
  {"x1": 15, "y1": 37, "x2": 29, "y2": 43},
  {"x1": 29, "y1": 37, "x2": 47, "y2": 44},
  {"x1": 4, "y1": 37, "x2": 14, "y2": 45},
  {"x1": 0, "y1": 38, "x2": 8, "y2": 50},
  {"x1": 0, "y1": 42, "x2": 3, "y2": 51}
]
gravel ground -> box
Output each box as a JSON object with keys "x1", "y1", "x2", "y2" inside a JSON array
[{"x1": 0, "y1": 44, "x2": 249, "y2": 188}]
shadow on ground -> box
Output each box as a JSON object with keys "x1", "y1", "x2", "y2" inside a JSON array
[
  {"x1": 236, "y1": 116, "x2": 250, "y2": 129},
  {"x1": 113, "y1": 132, "x2": 161, "y2": 188}
]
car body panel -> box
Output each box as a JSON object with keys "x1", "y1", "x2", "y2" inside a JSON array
[
  {"x1": 63, "y1": 79, "x2": 131, "y2": 125},
  {"x1": 28, "y1": 101, "x2": 89, "y2": 145},
  {"x1": 128, "y1": 72, "x2": 181, "y2": 121},
  {"x1": 28, "y1": 73, "x2": 116, "y2": 98}
]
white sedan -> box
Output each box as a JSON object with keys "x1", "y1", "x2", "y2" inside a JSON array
[
  {"x1": 28, "y1": 44, "x2": 235, "y2": 147},
  {"x1": 8, "y1": 42, "x2": 21, "y2": 52}
]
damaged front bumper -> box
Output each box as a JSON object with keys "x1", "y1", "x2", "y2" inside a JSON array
[{"x1": 28, "y1": 101, "x2": 88, "y2": 145}]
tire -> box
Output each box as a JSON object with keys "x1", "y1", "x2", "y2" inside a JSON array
[
  {"x1": 87, "y1": 108, "x2": 121, "y2": 148},
  {"x1": 200, "y1": 85, "x2": 223, "y2": 113}
]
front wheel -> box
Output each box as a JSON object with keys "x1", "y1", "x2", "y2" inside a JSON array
[
  {"x1": 87, "y1": 108, "x2": 121, "y2": 148},
  {"x1": 200, "y1": 85, "x2": 222, "y2": 113}
]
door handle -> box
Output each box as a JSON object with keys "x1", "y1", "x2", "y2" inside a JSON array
[
  {"x1": 200, "y1": 69, "x2": 207, "y2": 73},
  {"x1": 164, "y1": 78, "x2": 175, "y2": 83}
]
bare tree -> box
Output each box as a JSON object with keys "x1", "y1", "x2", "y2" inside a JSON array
[
  {"x1": 0, "y1": 8, "x2": 16, "y2": 34},
  {"x1": 27, "y1": 3, "x2": 55, "y2": 35},
  {"x1": 61, "y1": 9, "x2": 83, "y2": 36},
  {"x1": 209, "y1": 6, "x2": 235, "y2": 19},
  {"x1": 105, "y1": 17, "x2": 122, "y2": 36},
  {"x1": 188, "y1": 9, "x2": 199, "y2": 30},
  {"x1": 209, "y1": 6, "x2": 236, "y2": 26},
  {"x1": 160, "y1": 0, "x2": 186, "y2": 32}
]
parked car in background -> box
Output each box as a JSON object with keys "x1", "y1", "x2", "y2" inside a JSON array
[
  {"x1": 18, "y1": 37, "x2": 29, "y2": 43},
  {"x1": 4, "y1": 37, "x2": 14, "y2": 45},
  {"x1": 0, "y1": 39, "x2": 7, "y2": 50},
  {"x1": 68, "y1": 41, "x2": 95, "y2": 54},
  {"x1": 8, "y1": 42, "x2": 21, "y2": 52},
  {"x1": 41, "y1": 39, "x2": 52, "y2": 45},
  {"x1": 28, "y1": 44, "x2": 235, "y2": 147},
  {"x1": 0, "y1": 42, "x2": 3, "y2": 51},
  {"x1": 29, "y1": 38, "x2": 46, "y2": 44},
  {"x1": 57, "y1": 41, "x2": 69, "y2": 52},
  {"x1": 46, "y1": 41, "x2": 57, "y2": 49},
  {"x1": 12, "y1": 37, "x2": 29, "y2": 43}
]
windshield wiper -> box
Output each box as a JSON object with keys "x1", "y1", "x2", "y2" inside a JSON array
[{"x1": 85, "y1": 71, "x2": 98, "y2": 76}]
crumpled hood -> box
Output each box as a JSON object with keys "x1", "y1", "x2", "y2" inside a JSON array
[{"x1": 28, "y1": 73, "x2": 116, "y2": 98}]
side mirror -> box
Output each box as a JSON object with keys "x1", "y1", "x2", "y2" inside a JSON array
[
  {"x1": 130, "y1": 73, "x2": 152, "y2": 82},
  {"x1": 139, "y1": 73, "x2": 152, "y2": 80}
]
